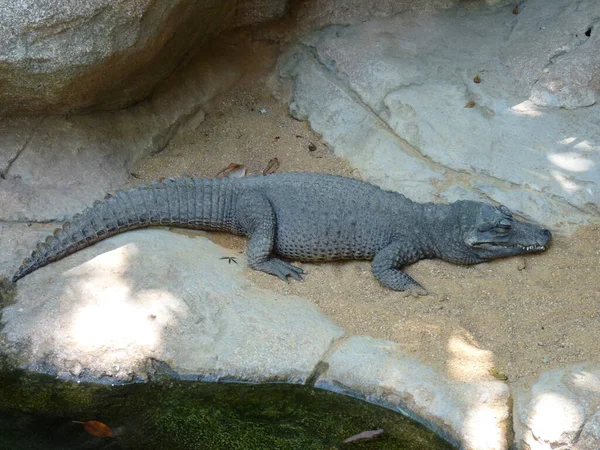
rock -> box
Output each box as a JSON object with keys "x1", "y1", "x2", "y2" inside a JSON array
[
  {"x1": 289, "y1": 0, "x2": 457, "y2": 29},
  {"x1": 234, "y1": 0, "x2": 289, "y2": 27},
  {"x1": 0, "y1": 230, "x2": 345, "y2": 383},
  {"x1": 314, "y1": 336, "x2": 511, "y2": 450},
  {"x1": 0, "y1": 223, "x2": 58, "y2": 279},
  {"x1": 0, "y1": 0, "x2": 236, "y2": 115},
  {"x1": 513, "y1": 364, "x2": 600, "y2": 450},
  {"x1": 280, "y1": 5, "x2": 600, "y2": 231},
  {"x1": 0, "y1": 34, "x2": 254, "y2": 224},
  {"x1": 579, "y1": 412, "x2": 600, "y2": 450},
  {"x1": 502, "y1": 0, "x2": 600, "y2": 109}
]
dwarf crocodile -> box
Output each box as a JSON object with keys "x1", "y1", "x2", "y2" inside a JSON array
[{"x1": 12, "y1": 173, "x2": 552, "y2": 294}]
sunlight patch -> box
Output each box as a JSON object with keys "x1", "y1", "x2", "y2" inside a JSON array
[
  {"x1": 528, "y1": 392, "x2": 584, "y2": 443},
  {"x1": 509, "y1": 100, "x2": 544, "y2": 117},
  {"x1": 446, "y1": 334, "x2": 494, "y2": 381},
  {"x1": 548, "y1": 152, "x2": 595, "y2": 172},
  {"x1": 551, "y1": 170, "x2": 580, "y2": 193},
  {"x1": 463, "y1": 405, "x2": 504, "y2": 450}
]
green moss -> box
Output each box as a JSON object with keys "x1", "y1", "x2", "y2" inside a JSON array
[{"x1": 0, "y1": 371, "x2": 455, "y2": 450}]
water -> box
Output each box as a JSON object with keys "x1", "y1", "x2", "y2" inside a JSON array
[{"x1": 0, "y1": 370, "x2": 455, "y2": 449}]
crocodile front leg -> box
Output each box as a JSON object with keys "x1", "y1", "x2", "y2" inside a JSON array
[
  {"x1": 236, "y1": 191, "x2": 304, "y2": 282},
  {"x1": 371, "y1": 240, "x2": 427, "y2": 295}
]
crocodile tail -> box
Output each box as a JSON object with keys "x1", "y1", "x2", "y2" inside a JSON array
[{"x1": 11, "y1": 176, "x2": 236, "y2": 282}]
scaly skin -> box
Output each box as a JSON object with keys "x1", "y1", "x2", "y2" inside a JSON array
[{"x1": 12, "y1": 173, "x2": 552, "y2": 294}]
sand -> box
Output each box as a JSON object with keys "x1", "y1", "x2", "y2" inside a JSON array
[{"x1": 131, "y1": 75, "x2": 600, "y2": 385}]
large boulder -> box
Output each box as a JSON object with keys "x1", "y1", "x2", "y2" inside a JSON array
[
  {"x1": 0, "y1": 229, "x2": 511, "y2": 450},
  {"x1": 280, "y1": 3, "x2": 600, "y2": 231},
  {"x1": 502, "y1": 0, "x2": 600, "y2": 109},
  {"x1": 0, "y1": 0, "x2": 236, "y2": 115},
  {"x1": 513, "y1": 365, "x2": 600, "y2": 450}
]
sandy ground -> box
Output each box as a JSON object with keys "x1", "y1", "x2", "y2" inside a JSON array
[{"x1": 132, "y1": 77, "x2": 600, "y2": 384}]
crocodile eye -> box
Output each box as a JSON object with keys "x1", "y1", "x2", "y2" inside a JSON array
[{"x1": 496, "y1": 218, "x2": 512, "y2": 232}]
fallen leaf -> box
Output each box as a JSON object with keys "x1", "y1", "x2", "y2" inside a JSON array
[
  {"x1": 73, "y1": 420, "x2": 113, "y2": 438},
  {"x1": 464, "y1": 100, "x2": 476, "y2": 108},
  {"x1": 513, "y1": 6, "x2": 519, "y2": 14},
  {"x1": 473, "y1": 75, "x2": 481, "y2": 84},
  {"x1": 216, "y1": 163, "x2": 247, "y2": 178},
  {"x1": 342, "y1": 429, "x2": 384, "y2": 444},
  {"x1": 263, "y1": 157, "x2": 280, "y2": 175}
]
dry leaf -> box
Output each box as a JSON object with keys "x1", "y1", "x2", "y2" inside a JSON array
[
  {"x1": 342, "y1": 429, "x2": 384, "y2": 444},
  {"x1": 263, "y1": 157, "x2": 280, "y2": 176},
  {"x1": 73, "y1": 420, "x2": 113, "y2": 438},
  {"x1": 464, "y1": 100, "x2": 476, "y2": 108},
  {"x1": 513, "y1": 6, "x2": 519, "y2": 14},
  {"x1": 473, "y1": 75, "x2": 481, "y2": 84},
  {"x1": 216, "y1": 163, "x2": 247, "y2": 178}
]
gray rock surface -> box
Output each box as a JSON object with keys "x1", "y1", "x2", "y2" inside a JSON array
[
  {"x1": 281, "y1": 4, "x2": 600, "y2": 231},
  {"x1": 234, "y1": 0, "x2": 289, "y2": 27},
  {"x1": 1, "y1": 229, "x2": 511, "y2": 449},
  {"x1": 288, "y1": 0, "x2": 460, "y2": 30},
  {"x1": 0, "y1": 37, "x2": 249, "y2": 223},
  {"x1": 0, "y1": 230, "x2": 345, "y2": 383},
  {"x1": 0, "y1": 0, "x2": 236, "y2": 115},
  {"x1": 513, "y1": 365, "x2": 600, "y2": 450},
  {"x1": 503, "y1": 0, "x2": 600, "y2": 109},
  {"x1": 314, "y1": 336, "x2": 511, "y2": 450}
]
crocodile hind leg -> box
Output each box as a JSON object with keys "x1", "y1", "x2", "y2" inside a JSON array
[
  {"x1": 371, "y1": 240, "x2": 427, "y2": 296},
  {"x1": 236, "y1": 191, "x2": 304, "y2": 282}
]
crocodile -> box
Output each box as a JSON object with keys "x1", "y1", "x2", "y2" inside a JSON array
[{"x1": 11, "y1": 172, "x2": 552, "y2": 294}]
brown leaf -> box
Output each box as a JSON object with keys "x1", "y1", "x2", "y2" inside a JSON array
[
  {"x1": 342, "y1": 429, "x2": 384, "y2": 444},
  {"x1": 513, "y1": 6, "x2": 519, "y2": 14},
  {"x1": 464, "y1": 100, "x2": 476, "y2": 108},
  {"x1": 74, "y1": 420, "x2": 113, "y2": 438},
  {"x1": 216, "y1": 163, "x2": 247, "y2": 178},
  {"x1": 473, "y1": 75, "x2": 481, "y2": 84},
  {"x1": 263, "y1": 157, "x2": 280, "y2": 176}
]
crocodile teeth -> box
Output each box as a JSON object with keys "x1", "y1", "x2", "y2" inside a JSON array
[{"x1": 478, "y1": 243, "x2": 546, "y2": 251}]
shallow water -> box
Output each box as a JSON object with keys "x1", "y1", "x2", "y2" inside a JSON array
[{"x1": 0, "y1": 370, "x2": 454, "y2": 450}]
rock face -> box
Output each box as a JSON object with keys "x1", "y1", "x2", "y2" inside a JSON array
[
  {"x1": 0, "y1": 34, "x2": 254, "y2": 223},
  {"x1": 316, "y1": 336, "x2": 511, "y2": 450},
  {"x1": 280, "y1": 2, "x2": 600, "y2": 232},
  {"x1": 514, "y1": 365, "x2": 600, "y2": 450},
  {"x1": 0, "y1": 0, "x2": 236, "y2": 115},
  {"x1": 503, "y1": 0, "x2": 600, "y2": 109},
  {"x1": 0, "y1": 229, "x2": 511, "y2": 450},
  {"x1": 0, "y1": 230, "x2": 346, "y2": 383}
]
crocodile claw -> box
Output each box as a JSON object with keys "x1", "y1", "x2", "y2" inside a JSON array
[{"x1": 254, "y1": 258, "x2": 304, "y2": 282}]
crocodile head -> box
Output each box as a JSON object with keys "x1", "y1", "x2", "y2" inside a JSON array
[{"x1": 459, "y1": 202, "x2": 552, "y2": 262}]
